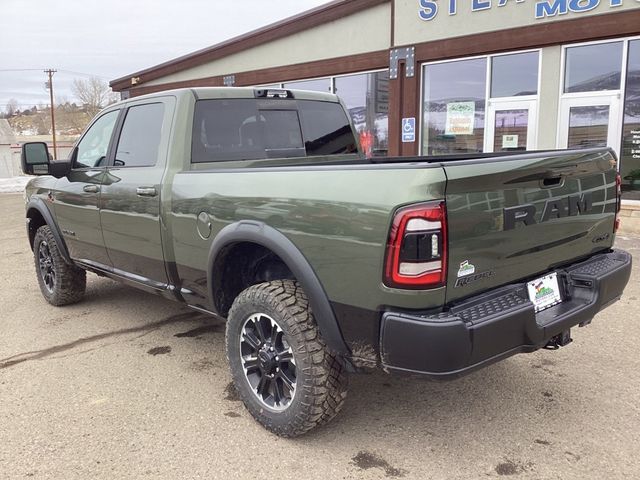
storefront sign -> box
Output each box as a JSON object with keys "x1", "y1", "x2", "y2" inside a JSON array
[
  {"x1": 418, "y1": 0, "x2": 639, "y2": 22},
  {"x1": 632, "y1": 129, "x2": 640, "y2": 159},
  {"x1": 402, "y1": 117, "x2": 416, "y2": 142},
  {"x1": 445, "y1": 102, "x2": 475, "y2": 135}
]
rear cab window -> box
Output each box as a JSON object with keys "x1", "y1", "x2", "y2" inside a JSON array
[
  {"x1": 115, "y1": 103, "x2": 165, "y2": 167},
  {"x1": 191, "y1": 98, "x2": 357, "y2": 163}
]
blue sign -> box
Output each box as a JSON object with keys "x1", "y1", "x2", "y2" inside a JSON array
[
  {"x1": 402, "y1": 117, "x2": 416, "y2": 143},
  {"x1": 418, "y1": 0, "x2": 633, "y2": 22}
]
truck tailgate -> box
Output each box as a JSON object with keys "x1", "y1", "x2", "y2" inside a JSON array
[{"x1": 442, "y1": 149, "x2": 619, "y2": 304}]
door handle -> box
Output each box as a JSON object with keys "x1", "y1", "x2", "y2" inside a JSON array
[
  {"x1": 136, "y1": 186, "x2": 157, "y2": 197},
  {"x1": 83, "y1": 185, "x2": 100, "y2": 193}
]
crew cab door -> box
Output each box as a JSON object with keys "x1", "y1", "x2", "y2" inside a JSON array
[
  {"x1": 53, "y1": 109, "x2": 120, "y2": 266},
  {"x1": 99, "y1": 98, "x2": 174, "y2": 286}
]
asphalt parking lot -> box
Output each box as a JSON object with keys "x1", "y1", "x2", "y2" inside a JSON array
[{"x1": 1, "y1": 193, "x2": 639, "y2": 480}]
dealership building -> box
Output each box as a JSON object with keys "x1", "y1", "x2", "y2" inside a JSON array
[{"x1": 110, "y1": 0, "x2": 640, "y2": 201}]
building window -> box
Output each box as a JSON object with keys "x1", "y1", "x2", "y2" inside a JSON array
[
  {"x1": 492, "y1": 109, "x2": 530, "y2": 151},
  {"x1": 283, "y1": 78, "x2": 331, "y2": 92},
  {"x1": 564, "y1": 42, "x2": 623, "y2": 93},
  {"x1": 422, "y1": 51, "x2": 540, "y2": 156},
  {"x1": 422, "y1": 58, "x2": 487, "y2": 156},
  {"x1": 559, "y1": 38, "x2": 640, "y2": 201},
  {"x1": 566, "y1": 105, "x2": 611, "y2": 150},
  {"x1": 491, "y1": 52, "x2": 539, "y2": 98},
  {"x1": 622, "y1": 39, "x2": 640, "y2": 199},
  {"x1": 334, "y1": 71, "x2": 389, "y2": 157},
  {"x1": 268, "y1": 71, "x2": 390, "y2": 157}
]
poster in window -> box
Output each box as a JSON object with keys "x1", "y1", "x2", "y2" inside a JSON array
[
  {"x1": 502, "y1": 135, "x2": 519, "y2": 149},
  {"x1": 445, "y1": 102, "x2": 475, "y2": 135}
]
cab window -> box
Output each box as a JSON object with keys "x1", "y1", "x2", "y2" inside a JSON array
[
  {"x1": 74, "y1": 110, "x2": 119, "y2": 169},
  {"x1": 191, "y1": 98, "x2": 356, "y2": 163},
  {"x1": 114, "y1": 103, "x2": 165, "y2": 167}
]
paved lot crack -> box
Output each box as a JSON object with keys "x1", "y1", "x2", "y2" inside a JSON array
[{"x1": 0, "y1": 311, "x2": 203, "y2": 370}]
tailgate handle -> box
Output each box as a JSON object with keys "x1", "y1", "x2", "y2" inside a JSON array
[{"x1": 542, "y1": 176, "x2": 563, "y2": 188}]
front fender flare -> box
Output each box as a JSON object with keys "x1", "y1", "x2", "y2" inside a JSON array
[
  {"x1": 26, "y1": 197, "x2": 73, "y2": 265},
  {"x1": 207, "y1": 221, "x2": 350, "y2": 356}
]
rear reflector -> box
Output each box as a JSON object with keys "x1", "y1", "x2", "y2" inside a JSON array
[{"x1": 384, "y1": 201, "x2": 447, "y2": 289}]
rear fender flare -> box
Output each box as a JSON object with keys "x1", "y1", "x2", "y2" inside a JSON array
[{"x1": 207, "y1": 221, "x2": 350, "y2": 356}]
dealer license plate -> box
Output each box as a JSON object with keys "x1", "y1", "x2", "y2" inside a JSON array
[{"x1": 527, "y1": 273, "x2": 562, "y2": 313}]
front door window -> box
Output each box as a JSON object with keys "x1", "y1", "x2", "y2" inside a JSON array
[{"x1": 74, "y1": 110, "x2": 119, "y2": 169}]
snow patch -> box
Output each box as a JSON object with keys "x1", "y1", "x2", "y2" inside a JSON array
[{"x1": 0, "y1": 176, "x2": 30, "y2": 193}]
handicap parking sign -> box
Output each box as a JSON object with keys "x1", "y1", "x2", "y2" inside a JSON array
[{"x1": 402, "y1": 117, "x2": 416, "y2": 143}]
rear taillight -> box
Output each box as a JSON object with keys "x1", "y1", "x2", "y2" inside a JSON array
[
  {"x1": 615, "y1": 173, "x2": 622, "y2": 233},
  {"x1": 384, "y1": 201, "x2": 447, "y2": 289}
]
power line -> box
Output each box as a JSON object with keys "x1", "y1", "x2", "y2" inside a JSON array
[
  {"x1": 0, "y1": 68, "x2": 45, "y2": 72},
  {"x1": 58, "y1": 69, "x2": 111, "y2": 80},
  {"x1": 0, "y1": 68, "x2": 111, "y2": 80},
  {"x1": 0, "y1": 104, "x2": 52, "y2": 107}
]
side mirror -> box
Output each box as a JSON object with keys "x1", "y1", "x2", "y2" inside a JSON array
[
  {"x1": 21, "y1": 142, "x2": 50, "y2": 176},
  {"x1": 21, "y1": 142, "x2": 72, "y2": 179}
]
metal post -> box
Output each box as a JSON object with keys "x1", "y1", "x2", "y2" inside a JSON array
[{"x1": 44, "y1": 69, "x2": 57, "y2": 160}]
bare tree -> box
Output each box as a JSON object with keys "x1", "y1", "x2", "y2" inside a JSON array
[
  {"x1": 71, "y1": 77, "x2": 117, "y2": 117},
  {"x1": 5, "y1": 98, "x2": 18, "y2": 117}
]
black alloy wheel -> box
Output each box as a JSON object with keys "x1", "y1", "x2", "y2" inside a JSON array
[
  {"x1": 240, "y1": 313, "x2": 297, "y2": 411},
  {"x1": 32, "y1": 225, "x2": 86, "y2": 306},
  {"x1": 225, "y1": 280, "x2": 348, "y2": 437},
  {"x1": 37, "y1": 240, "x2": 56, "y2": 293}
]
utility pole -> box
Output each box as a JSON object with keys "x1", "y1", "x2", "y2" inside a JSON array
[{"x1": 44, "y1": 69, "x2": 57, "y2": 160}]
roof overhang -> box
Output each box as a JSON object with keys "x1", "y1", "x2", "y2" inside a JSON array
[{"x1": 110, "y1": 0, "x2": 390, "y2": 92}]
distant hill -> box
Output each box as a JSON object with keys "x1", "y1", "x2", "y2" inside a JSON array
[{"x1": 6, "y1": 105, "x2": 91, "y2": 138}]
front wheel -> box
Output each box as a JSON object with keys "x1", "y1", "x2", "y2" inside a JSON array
[
  {"x1": 33, "y1": 225, "x2": 86, "y2": 306},
  {"x1": 225, "y1": 280, "x2": 348, "y2": 437}
]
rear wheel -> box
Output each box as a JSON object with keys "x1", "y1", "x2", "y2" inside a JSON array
[
  {"x1": 226, "y1": 280, "x2": 348, "y2": 437},
  {"x1": 33, "y1": 225, "x2": 86, "y2": 306}
]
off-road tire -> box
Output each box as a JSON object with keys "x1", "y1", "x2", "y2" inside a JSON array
[
  {"x1": 226, "y1": 280, "x2": 348, "y2": 437},
  {"x1": 33, "y1": 225, "x2": 86, "y2": 306}
]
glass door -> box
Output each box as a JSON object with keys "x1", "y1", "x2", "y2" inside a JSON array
[
  {"x1": 558, "y1": 95, "x2": 621, "y2": 155},
  {"x1": 485, "y1": 99, "x2": 537, "y2": 153}
]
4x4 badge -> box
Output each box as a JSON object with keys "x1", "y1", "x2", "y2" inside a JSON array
[{"x1": 457, "y1": 260, "x2": 476, "y2": 278}]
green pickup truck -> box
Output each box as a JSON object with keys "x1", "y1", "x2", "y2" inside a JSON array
[{"x1": 21, "y1": 87, "x2": 632, "y2": 437}]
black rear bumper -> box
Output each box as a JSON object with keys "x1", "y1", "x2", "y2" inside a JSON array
[{"x1": 380, "y1": 249, "x2": 632, "y2": 379}]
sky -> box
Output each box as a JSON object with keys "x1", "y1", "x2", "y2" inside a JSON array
[{"x1": 0, "y1": 0, "x2": 331, "y2": 111}]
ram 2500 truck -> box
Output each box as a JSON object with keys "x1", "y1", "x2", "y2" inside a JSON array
[{"x1": 21, "y1": 87, "x2": 632, "y2": 437}]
